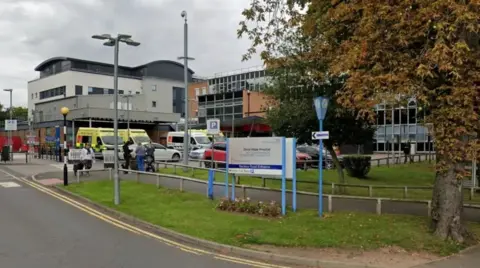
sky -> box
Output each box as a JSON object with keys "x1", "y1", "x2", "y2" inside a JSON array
[{"x1": 0, "y1": 0, "x2": 263, "y2": 107}]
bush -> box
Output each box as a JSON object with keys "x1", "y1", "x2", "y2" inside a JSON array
[
  {"x1": 216, "y1": 198, "x2": 281, "y2": 217},
  {"x1": 343, "y1": 155, "x2": 371, "y2": 178}
]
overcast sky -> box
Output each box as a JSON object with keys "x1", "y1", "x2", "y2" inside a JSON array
[{"x1": 0, "y1": 0, "x2": 263, "y2": 107}]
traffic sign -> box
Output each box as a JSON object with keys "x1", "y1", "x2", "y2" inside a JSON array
[
  {"x1": 207, "y1": 119, "x2": 220, "y2": 135},
  {"x1": 312, "y1": 131, "x2": 329, "y2": 140},
  {"x1": 4, "y1": 119, "x2": 17, "y2": 131}
]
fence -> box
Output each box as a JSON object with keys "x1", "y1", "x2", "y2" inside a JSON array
[
  {"x1": 154, "y1": 160, "x2": 479, "y2": 201},
  {"x1": 71, "y1": 167, "x2": 480, "y2": 221}
]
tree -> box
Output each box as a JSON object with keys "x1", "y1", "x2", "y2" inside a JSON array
[{"x1": 239, "y1": 0, "x2": 480, "y2": 243}]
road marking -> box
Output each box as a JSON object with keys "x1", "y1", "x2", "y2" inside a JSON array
[
  {"x1": 0, "y1": 182, "x2": 21, "y2": 188},
  {"x1": 0, "y1": 170, "x2": 289, "y2": 268}
]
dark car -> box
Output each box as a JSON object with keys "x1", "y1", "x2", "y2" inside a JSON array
[{"x1": 296, "y1": 145, "x2": 342, "y2": 169}]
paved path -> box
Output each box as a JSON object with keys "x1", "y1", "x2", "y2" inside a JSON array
[{"x1": 0, "y1": 166, "x2": 266, "y2": 268}]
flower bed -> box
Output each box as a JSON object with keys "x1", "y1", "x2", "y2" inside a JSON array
[{"x1": 216, "y1": 197, "x2": 281, "y2": 217}]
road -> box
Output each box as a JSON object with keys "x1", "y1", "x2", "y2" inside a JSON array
[{"x1": 0, "y1": 166, "x2": 273, "y2": 268}]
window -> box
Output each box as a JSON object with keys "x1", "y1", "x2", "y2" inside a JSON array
[
  {"x1": 35, "y1": 93, "x2": 38, "y2": 98},
  {"x1": 190, "y1": 137, "x2": 197, "y2": 145},
  {"x1": 129, "y1": 90, "x2": 132, "y2": 95},
  {"x1": 154, "y1": 143, "x2": 166, "y2": 150},
  {"x1": 213, "y1": 143, "x2": 226, "y2": 151},
  {"x1": 119, "y1": 90, "x2": 124, "y2": 95},
  {"x1": 152, "y1": 85, "x2": 157, "y2": 91},
  {"x1": 39, "y1": 86, "x2": 66, "y2": 100},
  {"x1": 152, "y1": 101, "x2": 157, "y2": 108},
  {"x1": 171, "y1": 136, "x2": 183, "y2": 143},
  {"x1": 202, "y1": 87, "x2": 207, "y2": 95},
  {"x1": 87, "y1": 87, "x2": 103, "y2": 95},
  {"x1": 75, "y1": 85, "x2": 83, "y2": 95},
  {"x1": 108, "y1": 89, "x2": 114, "y2": 95},
  {"x1": 195, "y1": 88, "x2": 200, "y2": 96},
  {"x1": 31, "y1": 93, "x2": 33, "y2": 100},
  {"x1": 136, "y1": 92, "x2": 140, "y2": 94}
]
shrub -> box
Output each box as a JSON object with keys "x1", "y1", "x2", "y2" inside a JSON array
[
  {"x1": 216, "y1": 198, "x2": 281, "y2": 217},
  {"x1": 342, "y1": 155, "x2": 371, "y2": 178}
]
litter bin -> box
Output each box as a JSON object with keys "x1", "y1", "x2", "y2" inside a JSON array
[{"x1": 1, "y1": 146, "x2": 10, "y2": 162}]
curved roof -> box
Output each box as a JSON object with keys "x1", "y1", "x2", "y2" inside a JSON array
[{"x1": 34, "y1": 57, "x2": 194, "y2": 74}]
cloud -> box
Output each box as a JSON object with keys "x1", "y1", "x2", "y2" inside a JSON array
[{"x1": 0, "y1": 0, "x2": 262, "y2": 107}]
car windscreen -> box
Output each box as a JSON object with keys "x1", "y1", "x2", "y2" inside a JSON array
[
  {"x1": 101, "y1": 136, "x2": 123, "y2": 145},
  {"x1": 209, "y1": 135, "x2": 225, "y2": 142},
  {"x1": 194, "y1": 136, "x2": 211, "y2": 145},
  {"x1": 132, "y1": 136, "x2": 151, "y2": 144}
]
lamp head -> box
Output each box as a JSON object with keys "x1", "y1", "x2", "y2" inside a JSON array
[
  {"x1": 181, "y1": 11, "x2": 187, "y2": 18},
  {"x1": 60, "y1": 107, "x2": 69, "y2": 116}
]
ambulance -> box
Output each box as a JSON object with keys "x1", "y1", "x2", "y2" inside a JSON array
[{"x1": 75, "y1": 127, "x2": 123, "y2": 158}]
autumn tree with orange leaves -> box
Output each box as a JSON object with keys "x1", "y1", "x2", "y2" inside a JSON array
[{"x1": 239, "y1": 0, "x2": 480, "y2": 243}]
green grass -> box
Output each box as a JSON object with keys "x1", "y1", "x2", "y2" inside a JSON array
[
  {"x1": 158, "y1": 162, "x2": 480, "y2": 203},
  {"x1": 65, "y1": 180, "x2": 480, "y2": 256}
]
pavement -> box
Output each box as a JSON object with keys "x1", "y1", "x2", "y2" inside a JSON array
[{"x1": 0, "y1": 163, "x2": 269, "y2": 268}]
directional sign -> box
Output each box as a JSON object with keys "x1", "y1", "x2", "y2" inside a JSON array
[
  {"x1": 4, "y1": 119, "x2": 17, "y2": 131},
  {"x1": 312, "y1": 131, "x2": 329, "y2": 140},
  {"x1": 207, "y1": 119, "x2": 220, "y2": 135}
]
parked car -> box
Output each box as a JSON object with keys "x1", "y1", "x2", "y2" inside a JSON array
[
  {"x1": 297, "y1": 145, "x2": 342, "y2": 169},
  {"x1": 189, "y1": 147, "x2": 207, "y2": 160},
  {"x1": 295, "y1": 150, "x2": 313, "y2": 169},
  {"x1": 124, "y1": 142, "x2": 182, "y2": 162}
]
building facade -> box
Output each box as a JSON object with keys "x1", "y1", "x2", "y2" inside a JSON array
[
  {"x1": 373, "y1": 99, "x2": 434, "y2": 153},
  {"x1": 28, "y1": 57, "x2": 195, "y2": 120}
]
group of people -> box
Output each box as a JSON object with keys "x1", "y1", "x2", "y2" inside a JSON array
[{"x1": 122, "y1": 138, "x2": 156, "y2": 172}]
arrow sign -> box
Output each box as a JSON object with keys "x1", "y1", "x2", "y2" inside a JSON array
[{"x1": 312, "y1": 131, "x2": 329, "y2": 140}]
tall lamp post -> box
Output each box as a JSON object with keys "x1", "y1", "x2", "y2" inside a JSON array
[
  {"x1": 122, "y1": 94, "x2": 133, "y2": 138},
  {"x1": 3, "y1": 89, "x2": 13, "y2": 159},
  {"x1": 60, "y1": 107, "x2": 69, "y2": 186},
  {"x1": 92, "y1": 33, "x2": 140, "y2": 205},
  {"x1": 178, "y1": 10, "x2": 195, "y2": 168},
  {"x1": 313, "y1": 96, "x2": 329, "y2": 217},
  {"x1": 247, "y1": 90, "x2": 251, "y2": 117}
]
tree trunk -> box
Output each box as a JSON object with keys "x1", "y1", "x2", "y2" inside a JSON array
[
  {"x1": 325, "y1": 144, "x2": 346, "y2": 194},
  {"x1": 430, "y1": 157, "x2": 474, "y2": 243}
]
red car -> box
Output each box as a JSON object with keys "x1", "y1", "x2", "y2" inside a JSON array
[{"x1": 203, "y1": 142, "x2": 312, "y2": 169}]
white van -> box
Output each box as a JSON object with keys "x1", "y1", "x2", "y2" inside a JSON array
[{"x1": 167, "y1": 132, "x2": 211, "y2": 151}]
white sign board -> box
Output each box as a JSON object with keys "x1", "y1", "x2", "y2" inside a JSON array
[
  {"x1": 4, "y1": 120, "x2": 17, "y2": 131},
  {"x1": 312, "y1": 131, "x2": 329, "y2": 140},
  {"x1": 207, "y1": 119, "x2": 220, "y2": 135},
  {"x1": 285, "y1": 138, "x2": 295, "y2": 179},
  {"x1": 228, "y1": 137, "x2": 283, "y2": 176}
]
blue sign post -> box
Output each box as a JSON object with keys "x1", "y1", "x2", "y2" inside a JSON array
[
  {"x1": 314, "y1": 97, "x2": 329, "y2": 217},
  {"x1": 207, "y1": 169, "x2": 214, "y2": 200},
  {"x1": 55, "y1": 126, "x2": 61, "y2": 162},
  {"x1": 291, "y1": 138, "x2": 297, "y2": 212},
  {"x1": 281, "y1": 137, "x2": 287, "y2": 215}
]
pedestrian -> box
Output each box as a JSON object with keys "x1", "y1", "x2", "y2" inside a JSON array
[
  {"x1": 122, "y1": 138, "x2": 133, "y2": 174},
  {"x1": 135, "y1": 142, "x2": 146, "y2": 171},
  {"x1": 80, "y1": 143, "x2": 95, "y2": 176},
  {"x1": 145, "y1": 141, "x2": 156, "y2": 172},
  {"x1": 403, "y1": 140, "x2": 411, "y2": 164}
]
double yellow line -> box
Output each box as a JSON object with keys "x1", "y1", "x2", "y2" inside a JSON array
[{"x1": 0, "y1": 170, "x2": 289, "y2": 268}]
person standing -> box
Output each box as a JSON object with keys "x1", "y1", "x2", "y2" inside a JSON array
[
  {"x1": 122, "y1": 138, "x2": 133, "y2": 174},
  {"x1": 80, "y1": 143, "x2": 95, "y2": 176},
  {"x1": 135, "y1": 142, "x2": 146, "y2": 171}
]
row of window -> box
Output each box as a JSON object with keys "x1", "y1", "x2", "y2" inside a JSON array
[
  {"x1": 39, "y1": 86, "x2": 66, "y2": 100},
  {"x1": 208, "y1": 70, "x2": 266, "y2": 85},
  {"x1": 203, "y1": 105, "x2": 243, "y2": 116},
  {"x1": 376, "y1": 108, "x2": 425, "y2": 125},
  {"x1": 74, "y1": 85, "x2": 140, "y2": 96}
]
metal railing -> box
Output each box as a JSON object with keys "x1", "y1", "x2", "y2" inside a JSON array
[
  {"x1": 153, "y1": 158, "x2": 479, "y2": 201},
  {"x1": 75, "y1": 167, "x2": 480, "y2": 221}
]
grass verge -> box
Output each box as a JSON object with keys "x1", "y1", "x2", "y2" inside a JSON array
[
  {"x1": 158, "y1": 162, "x2": 480, "y2": 203},
  {"x1": 65, "y1": 180, "x2": 480, "y2": 256}
]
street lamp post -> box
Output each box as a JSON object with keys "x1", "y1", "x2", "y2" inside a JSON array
[
  {"x1": 178, "y1": 10, "x2": 195, "y2": 168},
  {"x1": 3, "y1": 89, "x2": 13, "y2": 160},
  {"x1": 247, "y1": 90, "x2": 251, "y2": 117},
  {"x1": 92, "y1": 33, "x2": 140, "y2": 205},
  {"x1": 60, "y1": 107, "x2": 69, "y2": 186},
  {"x1": 122, "y1": 94, "x2": 133, "y2": 138}
]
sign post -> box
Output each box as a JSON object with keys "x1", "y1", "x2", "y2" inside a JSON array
[
  {"x1": 313, "y1": 96, "x2": 329, "y2": 217},
  {"x1": 207, "y1": 119, "x2": 220, "y2": 169},
  {"x1": 227, "y1": 137, "x2": 286, "y2": 214}
]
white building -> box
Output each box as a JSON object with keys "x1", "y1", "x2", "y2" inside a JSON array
[{"x1": 27, "y1": 57, "x2": 194, "y2": 122}]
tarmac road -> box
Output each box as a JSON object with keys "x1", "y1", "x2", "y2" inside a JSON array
[{"x1": 0, "y1": 167, "x2": 271, "y2": 268}]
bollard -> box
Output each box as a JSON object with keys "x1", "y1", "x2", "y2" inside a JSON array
[
  {"x1": 180, "y1": 178, "x2": 184, "y2": 192},
  {"x1": 368, "y1": 186, "x2": 373, "y2": 197},
  {"x1": 155, "y1": 162, "x2": 159, "y2": 172},
  {"x1": 174, "y1": 165, "x2": 177, "y2": 174},
  {"x1": 156, "y1": 174, "x2": 160, "y2": 188},
  {"x1": 25, "y1": 151, "x2": 28, "y2": 163},
  {"x1": 403, "y1": 186, "x2": 408, "y2": 199},
  {"x1": 376, "y1": 199, "x2": 382, "y2": 215},
  {"x1": 331, "y1": 183, "x2": 335, "y2": 194},
  {"x1": 470, "y1": 187, "x2": 474, "y2": 200},
  {"x1": 262, "y1": 177, "x2": 266, "y2": 187},
  {"x1": 76, "y1": 171, "x2": 80, "y2": 183},
  {"x1": 328, "y1": 195, "x2": 333, "y2": 213},
  {"x1": 109, "y1": 168, "x2": 113, "y2": 181}
]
